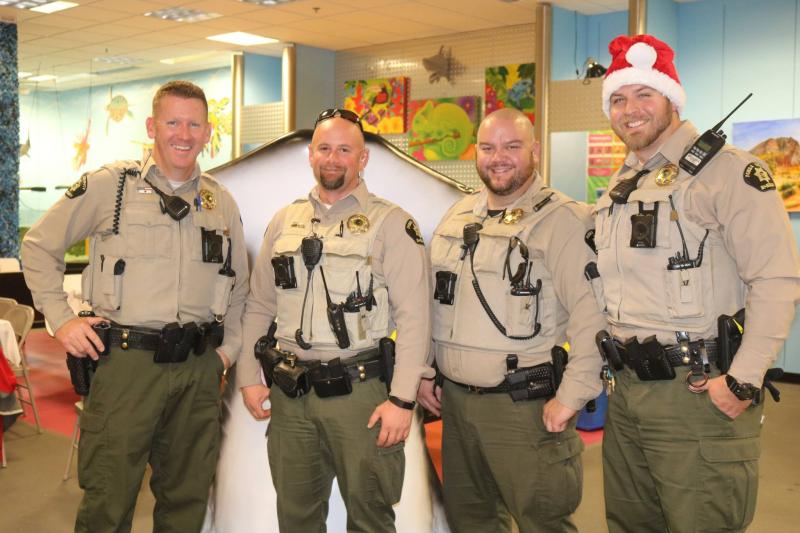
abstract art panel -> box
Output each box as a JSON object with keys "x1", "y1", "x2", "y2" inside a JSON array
[
  {"x1": 485, "y1": 63, "x2": 535, "y2": 124},
  {"x1": 586, "y1": 130, "x2": 626, "y2": 204},
  {"x1": 407, "y1": 96, "x2": 479, "y2": 162},
  {"x1": 343, "y1": 77, "x2": 408, "y2": 134},
  {"x1": 733, "y1": 118, "x2": 800, "y2": 211}
]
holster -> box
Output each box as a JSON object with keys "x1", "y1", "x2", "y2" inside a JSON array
[
  {"x1": 379, "y1": 337, "x2": 396, "y2": 393},
  {"x1": 622, "y1": 336, "x2": 676, "y2": 381},
  {"x1": 66, "y1": 355, "x2": 98, "y2": 396},
  {"x1": 717, "y1": 308, "x2": 745, "y2": 374},
  {"x1": 272, "y1": 354, "x2": 311, "y2": 398},
  {"x1": 308, "y1": 358, "x2": 353, "y2": 398},
  {"x1": 596, "y1": 330, "x2": 624, "y2": 370},
  {"x1": 505, "y1": 362, "x2": 557, "y2": 402},
  {"x1": 254, "y1": 321, "x2": 279, "y2": 386}
]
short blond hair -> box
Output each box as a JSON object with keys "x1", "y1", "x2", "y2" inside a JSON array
[{"x1": 152, "y1": 80, "x2": 208, "y2": 115}]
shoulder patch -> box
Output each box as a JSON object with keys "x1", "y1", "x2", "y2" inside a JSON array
[
  {"x1": 743, "y1": 162, "x2": 776, "y2": 192},
  {"x1": 65, "y1": 173, "x2": 88, "y2": 199},
  {"x1": 405, "y1": 219, "x2": 424, "y2": 245}
]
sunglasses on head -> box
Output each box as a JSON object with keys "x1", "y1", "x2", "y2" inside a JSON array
[{"x1": 314, "y1": 108, "x2": 363, "y2": 131}]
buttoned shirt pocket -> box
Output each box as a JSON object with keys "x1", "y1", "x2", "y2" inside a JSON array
[{"x1": 125, "y1": 205, "x2": 174, "y2": 258}]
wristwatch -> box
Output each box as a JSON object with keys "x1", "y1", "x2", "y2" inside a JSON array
[{"x1": 725, "y1": 374, "x2": 758, "y2": 401}]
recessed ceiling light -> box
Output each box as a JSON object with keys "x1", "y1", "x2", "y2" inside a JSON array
[
  {"x1": 30, "y1": 1, "x2": 77, "y2": 14},
  {"x1": 26, "y1": 74, "x2": 57, "y2": 82},
  {"x1": 93, "y1": 55, "x2": 145, "y2": 65},
  {"x1": 18, "y1": 71, "x2": 32, "y2": 78},
  {"x1": 144, "y1": 7, "x2": 222, "y2": 23},
  {"x1": 239, "y1": 0, "x2": 297, "y2": 5},
  {"x1": 206, "y1": 32, "x2": 278, "y2": 46},
  {"x1": 160, "y1": 51, "x2": 223, "y2": 65},
  {"x1": 56, "y1": 72, "x2": 98, "y2": 82}
]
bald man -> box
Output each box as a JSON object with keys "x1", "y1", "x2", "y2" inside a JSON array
[
  {"x1": 418, "y1": 108, "x2": 605, "y2": 532},
  {"x1": 236, "y1": 109, "x2": 432, "y2": 533}
]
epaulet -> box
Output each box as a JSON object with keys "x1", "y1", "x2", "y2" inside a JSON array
[{"x1": 290, "y1": 197, "x2": 307, "y2": 205}]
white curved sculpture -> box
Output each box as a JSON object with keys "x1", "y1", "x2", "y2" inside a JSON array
[{"x1": 203, "y1": 131, "x2": 469, "y2": 533}]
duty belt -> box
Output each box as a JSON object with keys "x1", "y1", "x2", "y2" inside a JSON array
[
  {"x1": 446, "y1": 377, "x2": 509, "y2": 394},
  {"x1": 445, "y1": 360, "x2": 558, "y2": 401},
  {"x1": 295, "y1": 348, "x2": 383, "y2": 383},
  {"x1": 93, "y1": 321, "x2": 223, "y2": 354},
  {"x1": 616, "y1": 338, "x2": 718, "y2": 367}
]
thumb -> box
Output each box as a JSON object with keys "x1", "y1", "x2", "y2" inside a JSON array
[{"x1": 367, "y1": 406, "x2": 382, "y2": 429}]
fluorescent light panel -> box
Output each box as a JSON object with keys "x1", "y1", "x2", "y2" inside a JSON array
[
  {"x1": 160, "y1": 51, "x2": 222, "y2": 65},
  {"x1": 27, "y1": 74, "x2": 56, "y2": 81},
  {"x1": 206, "y1": 31, "x2": 277, "y2": 46},
  {"x1": 240, "y1": 0, "x2": 297, "y2": 5},
  {"x1": 93, "y1": 55, "x2": 145, "y2": 65},
  {"x1": 30, "y1": 0, "x2": 76, "y2": 13},
  {"x1": 0, "y1": 1, "x2": 49, "y2": 9},
  {"x1": 144, "y1": 7, "x2": 221, "y2": 23},
  {"x1": 18, "y1": 71, "x2": 32, "y2": 78}
]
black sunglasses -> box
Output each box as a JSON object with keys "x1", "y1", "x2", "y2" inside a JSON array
[{"x1": 314, "y1": 108, "x2": 363, "y2": 131}]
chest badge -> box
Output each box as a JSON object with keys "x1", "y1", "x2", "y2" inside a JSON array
[
  {"x1": 199, "y1": 189, "x2": 216, "y2": 210},
  {"x1": 347, "y1": 214, "x2": 370, "y2": 234},
  {"x1": 655, "y1": 164, "x2": 678, "y2": 187},
  {"x1": 502, "y1": 208, "x2": 524, "y2": 225}
]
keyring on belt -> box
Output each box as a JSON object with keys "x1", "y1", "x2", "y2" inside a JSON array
[{"x1": 685, "y1": 370, "x2": 708, "y2": 393}]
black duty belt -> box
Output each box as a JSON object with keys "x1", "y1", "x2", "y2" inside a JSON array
[
  {"x1": 97, "y1": 322, "x2": 223, "y2": 352},
  {"x1": 446, "y1": 377, "x2": 509, "y2": 394},
  {"x1": 296, "y1": 348, "x2": 383, "y2": 383},
  {"x1": 615, "y1": 338, "x2": 718, "y2": 368}
]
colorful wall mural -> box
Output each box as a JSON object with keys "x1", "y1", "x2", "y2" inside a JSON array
[
  {"x1": 18, "y1": 67, "x2": 232, "y2": 229},
  {"x1": 343, "y1": 77, "x2": 408, "y2": 134},
  {"x1": 407, "y1": 96, "x2": 478, "y2": 162},
  {"x1": 485, "y1": 63, "x2": 535, "y2": 124}
]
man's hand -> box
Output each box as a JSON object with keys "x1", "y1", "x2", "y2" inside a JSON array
[
  {"x1": 700, "y1": 375, "x2": 752, "y2": 419},
  {"x1": 55, "y1": 316, "x2": 109, "y2": 360},
  {"x1": 542, "y1": 398, "x2": 578, "y2": 433},
  {"x1": 367, "y1": 400, "x2": 413, "y2": 448},
  {"x1": 242, "y1": 384, "x2": 271, "y2": 420},
  {"x1": 417, "y1": 378, "x2": 442, "y2": 417}
]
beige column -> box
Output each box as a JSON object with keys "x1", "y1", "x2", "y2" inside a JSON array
[
  {"x1": 629, "y1": 0, "x2": 647, "y2": 36},
  {"x1": 534, "y1": 2, "x2": 552, "y2": 185},
  {"x1": 231, "y1": 52, "x2": 244, "y2": 159},
  {"x1": 282, "y1": 44, "x2": 296, "y2": 132}
]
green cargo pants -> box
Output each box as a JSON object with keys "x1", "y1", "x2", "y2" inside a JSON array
[
  {"x1": 75, "y1": 344, "x2": 225, "y2": 533},
  {"x1": 440, "y1": 380, "x2": 584, "y2": 533},
  {"x1": 603, "y1": 367, "x2": 763, "y2": 533},
  {"x1": 267, "y1": 375, "x2": 404, "y2": 533}
]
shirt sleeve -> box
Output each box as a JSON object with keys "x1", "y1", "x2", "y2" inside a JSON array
[
  {"x1": 373, "y1": 208, "x2": 434, "y2": 402},
  {"x1": 542, "y1": 202, "x2": 606, "y2": 411},
  {"x1": 236, "y1": 212, "x2": 283, "y2": 389},
  {"x1": 686, "y1": 152, "x2": 800, "y2": 387},
  {"x1": 218, "y1": 194, "x2": 250, "y2": 364},
  {"x1": 21, "y1": 168, "x2": 117, "y2": 332}
]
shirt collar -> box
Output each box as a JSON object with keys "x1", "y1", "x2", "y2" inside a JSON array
[
  {"x1": 141, "y1": 154, "x2": 202, "y2": 192},
  {"x1": 308, "y1": 178, "x2": 370, "y2": 215}
]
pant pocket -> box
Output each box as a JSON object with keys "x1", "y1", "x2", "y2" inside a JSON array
[
  {"x1": 698, "y1": 436, "x2": 760, "y2": 531},
  {"x1": 534, "y1": 435, "x2": 584, "y2": 520},
  {"x1": 369, "y1": 441, "x2": 405, "y2": 507},
  {"x1": 77, "y1": 410, "x2": 109, "y2": 491}
]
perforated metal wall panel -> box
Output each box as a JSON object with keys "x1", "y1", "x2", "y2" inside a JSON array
[
  {"x1": 241, "y1": 101, "x2": 285, "y2": 145},
  {"x1": 549, "y1": 78, "x2": 610, "y2": 132},
  {"x1": 335, "y1": 24, "x2": 536, "y2": 190}
]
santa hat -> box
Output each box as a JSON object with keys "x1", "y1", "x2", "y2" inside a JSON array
[{"x1": 602, "y1": 34, "x2": 685, "y2": 117}]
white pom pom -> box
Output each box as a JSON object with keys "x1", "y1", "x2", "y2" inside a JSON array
[{"x1": 626, "y1": 42, "x2": 657, "y2": 69}]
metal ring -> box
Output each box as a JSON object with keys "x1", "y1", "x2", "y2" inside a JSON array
[{"x1": 685, "y1": 370, "x2": 709, "y2": 393}]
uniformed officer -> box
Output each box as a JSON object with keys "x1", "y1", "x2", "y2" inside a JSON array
[
  {"x1": 595, "y1": 35, "x2": 800, "y2": 532},
  {"x1": 237, "y1": 109, "x2": 431, "y2": 533},
  {"x1": 417, "y1": 108, "x2": 605, "y2": 533},
  {"x1": 22, "y1": 81, "x2": 249, "y2": 532}
]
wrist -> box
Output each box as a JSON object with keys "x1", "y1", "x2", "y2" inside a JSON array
[{"x1": 388, "y1": 395, "x2": 416, "y2": 410}]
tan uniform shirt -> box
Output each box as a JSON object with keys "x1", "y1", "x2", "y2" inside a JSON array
[
  {"x1": 237, "y1": 180, "x2": 432, "y2": 402},
  {"x1": 22, "y1": 158, "x2": 250, "y2": 363},
  {"x1": 430, "y1": 177, "x2": 605, "y2": 411},
  {"x1": 595, "y1": 121, "x2": 800, "y2": 387}
]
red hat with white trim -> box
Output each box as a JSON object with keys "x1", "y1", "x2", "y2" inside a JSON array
[{"x1": 602, "y1": 34, "x2": 685, "y2": 117}]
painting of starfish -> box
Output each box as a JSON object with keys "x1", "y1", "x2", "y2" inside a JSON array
[{"x1": 73, "y1": 119, "x2": 91, "y2": 170}]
